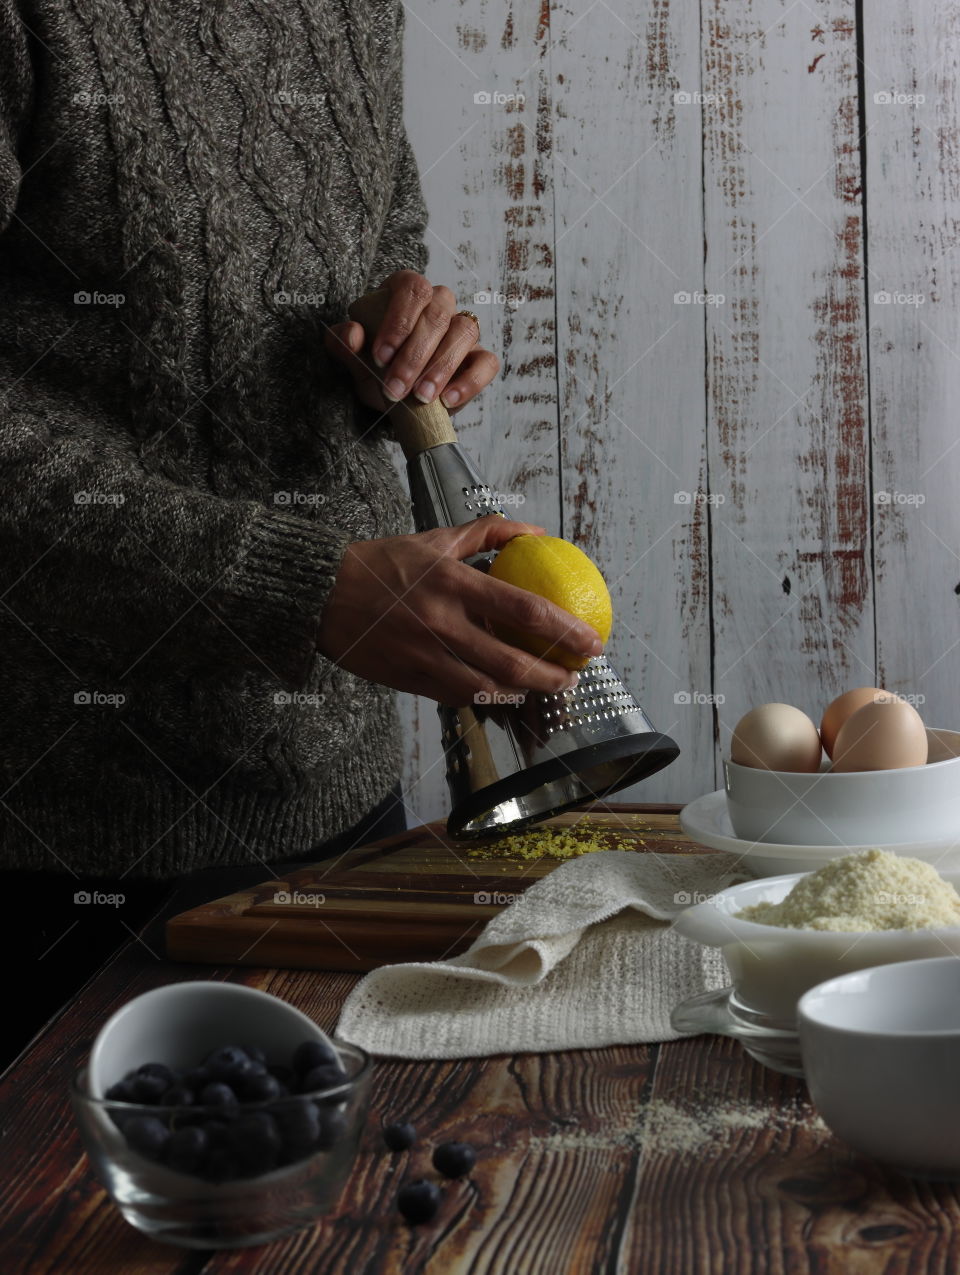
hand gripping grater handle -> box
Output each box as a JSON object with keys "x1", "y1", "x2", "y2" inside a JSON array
[
  {"x1": 345, "y1": 287, "x2": 680, "y2": 839},
  {"x1": 347, "y1": 288, "x2": 507, "y2": 539},
  {"x1": 347, "y1": 287, "x2": 460, "y2": 461}
]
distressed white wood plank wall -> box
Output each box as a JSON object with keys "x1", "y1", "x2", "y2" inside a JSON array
[
  {"x1": 394, "y1": 0, "x2": 958, "y2": 827},
  {"x1": 551, "y1": 0, "x2": 711, "y2": 803},
  {"x1": 867, "y1": 2, "x2": 960, "y2": 721},
  {"x1": 702, "y1": 4, "x2": 873, "y2": 760},
  {"x1": 393, "y1": 1, "x2": 560, "y2": 829}
]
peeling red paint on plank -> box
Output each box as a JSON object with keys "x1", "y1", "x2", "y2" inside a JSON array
[
  {"x1": 535, "y1": 0, "x2": 549, "y2": 44},
  {"x1": 501, "y1": 8, "x2": 515, "y2": 51},
  {"x1": 458, "y1": 24, "x2": 487, "y2": 52}
]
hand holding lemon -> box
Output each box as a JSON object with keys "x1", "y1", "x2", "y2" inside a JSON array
[
  {"x1": 487, "y1": 533, "x2": 613, "y2": 671},
  {"x1": 318, "y1": 516, "x2": 609, "y2": 707}
]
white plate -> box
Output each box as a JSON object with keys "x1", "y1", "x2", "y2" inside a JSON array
[{"x1": 680, "y1": 789, "x2": 960, "y2": 876}]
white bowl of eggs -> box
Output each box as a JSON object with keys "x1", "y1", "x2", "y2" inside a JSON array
[{"x1": 724, "y1": 689, "x2": 960, "y2": 846}]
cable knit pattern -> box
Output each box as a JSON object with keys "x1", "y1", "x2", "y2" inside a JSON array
[{"x1": 0, "y1": 0, "x2": 428, "y2": 876}]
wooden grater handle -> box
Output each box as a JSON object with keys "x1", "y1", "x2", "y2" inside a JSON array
[{"x1": 347, "y1": 288, "x2": 459, "y2": 459}]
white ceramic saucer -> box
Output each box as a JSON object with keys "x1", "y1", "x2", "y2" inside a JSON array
[{"x1": 680, "y1": 789, "x2": 960, "y2": 877}]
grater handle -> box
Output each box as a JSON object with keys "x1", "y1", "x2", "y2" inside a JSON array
[{"x1": 347, "y1": 288, "x2": 459, "y2": 459}]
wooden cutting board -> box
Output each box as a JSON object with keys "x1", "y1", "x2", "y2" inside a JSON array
[{"x1": 165, "y1": 803, "x2": 711, "y2": 971}]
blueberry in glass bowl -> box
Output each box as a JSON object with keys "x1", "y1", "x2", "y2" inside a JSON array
[{"x1": 71, "y1": 982, "x2": 372, "y2": 1249}]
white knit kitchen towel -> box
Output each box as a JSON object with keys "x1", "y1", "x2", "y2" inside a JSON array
[{"x1": 336, "y1": 850, "x2": 746, "y2": 1058}]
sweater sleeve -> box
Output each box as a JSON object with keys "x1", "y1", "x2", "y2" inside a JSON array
[
  {"x1": 0, "y1": 10, "x2": 352, "y2": 691},
  {"x1": 0, "y1": 372, "x2": 354, "y2": 691},
  {"x1": 365, "y1": 3, "x2": 429, "y2": 287},
  {"x1": 367, "y1": 127, "x2": 429, "y2": 286}
]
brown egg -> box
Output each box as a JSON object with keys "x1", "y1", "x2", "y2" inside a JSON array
[
  {"x1": 730, "y1": 703, "x2": 822, "y2": 772},
  {"x1": 820, "y1": 687, "x2": 887, "y2": 758},
  {"x1": 831, "y1": 698, "x2": 928, "y2": 772}
]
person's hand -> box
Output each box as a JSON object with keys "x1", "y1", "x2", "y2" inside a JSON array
[
  {"x1": 317, "y1": 516, "x2": 605, "y2": 706},
  {"x1": 324, "y1": 271, "x2": 499, "y2": 414}
]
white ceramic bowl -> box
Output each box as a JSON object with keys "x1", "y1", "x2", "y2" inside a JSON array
[
  {"x1": 673, "y1": 869, "x2": 960, "y2": 1026},
  {"x1": 798, "y1": 957, "x2": 960, "y2": 1177},
  {"x1": 88, "y1": 980, "x2": 336, "y2": 1098},
  {"x1": 724, "y1": 727, "x2": 960, "y2": 846},
  {"x1": 680, "y1": 788, "x2": 960, "y2": 878}
]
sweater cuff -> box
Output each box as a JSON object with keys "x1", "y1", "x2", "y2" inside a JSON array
[{"x1": 213, "y1": 509, "x2": 353, "y2": 690}]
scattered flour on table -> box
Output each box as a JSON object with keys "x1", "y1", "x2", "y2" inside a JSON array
[
  {"x1": 524, "y1": 1101, "x2": 828, "y2": 1157},
  {"x1": 736, "y1": 848, "x2": 960, "y2": 932}
]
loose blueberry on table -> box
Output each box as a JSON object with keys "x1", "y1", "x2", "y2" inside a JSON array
[
  {"x1": 383, "y1": 1121, "x2": 417, "y2": 1151},
  {"x1": 103, "y1": 1041, "x2": 349, "y2": 1182},
  {"x1": 391, "y1": 1137, "x2": 480, "y2": 1225},
  {"x1": 397, "y1": 1180, "x2": 443, "y2": 1225},
  {"x1": 432, "y1": 1141, "x2": 477, "y2": 1179}
]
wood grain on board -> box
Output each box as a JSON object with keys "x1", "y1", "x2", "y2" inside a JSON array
[{"x1": 164, "y1": 805, "x2": 703, "y2": 971}]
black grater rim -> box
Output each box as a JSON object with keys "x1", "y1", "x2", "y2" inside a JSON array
[{"x1": 445, "y1": 730, "x2": 680, "y2": 841}]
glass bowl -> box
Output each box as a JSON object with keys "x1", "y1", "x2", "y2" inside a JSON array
[{"x1": 70, "y1": 1039, "x2": 371, "y2": 1250}]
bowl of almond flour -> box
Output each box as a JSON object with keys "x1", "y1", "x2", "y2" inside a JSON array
[{"x1": 671, "y1": 849, "x2": 960, "y2": 1075}]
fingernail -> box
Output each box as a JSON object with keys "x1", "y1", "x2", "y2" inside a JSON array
[
  {"x1": 564, "y1": 672, "x2": 580, "y2": 690},
  {"x1": 441, "y1": 388, "x2": 461, "y2": 407},
  {"x1": 374, "y1": 343, "x2": 395, "y2": 368},
  {"x1": 583, "y1": 637, "x2": 603, "y2": 657},
  {"x1": 384, "y1": 377, "x2": 406, "y2": 401},
  {"x1": 413, "y1": 379, "x2": 436, "y2": 403}
]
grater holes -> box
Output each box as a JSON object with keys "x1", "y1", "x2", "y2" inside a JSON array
[{"x1": 462, "y1": 483, "x2": 501, "y2": 516}]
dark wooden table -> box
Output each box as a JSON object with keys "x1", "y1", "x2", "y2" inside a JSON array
[{"x1": 3, "y1": 808, "x2": 959, "y2": 1274}]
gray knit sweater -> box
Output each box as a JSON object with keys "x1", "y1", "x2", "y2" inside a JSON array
[{"x1": 0, "y1": 0, "x2": 428, "y2": 877}]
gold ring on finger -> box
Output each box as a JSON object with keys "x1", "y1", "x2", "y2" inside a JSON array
[{"x1": 457, "y1": 310, "x2": 481, "y2": 340}]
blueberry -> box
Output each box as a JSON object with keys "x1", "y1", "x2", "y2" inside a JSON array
[
  {"x1": 105, "y1": 1078, "x2": 137, "y2": 1103},
  {"x1": 383, "y1": 1121, "x2": 417, "y2": 1152},
  {"x1": 230, "y1": 1111, "x2": 282, "y2": 1174},
  {"x1": 124, "y1": 1115, "x2": 170, "y2": 1162},
  {"x1": 293, "y1": 1039, "x2": 337, "y2": 1075},
  {"x1": 201, "y1": 1119, "x2": 232, "y2": 1149},
  {"x1": 397, "y1": 1180, "x2": 442, "y2": 1225},
  {"x1": 268, "y1": 1063, "x2": 294, "y2": 1088},
  {"x1": 199, "y1": 1081, "x2": 238, "y2": 1108},
  {"x1": 231, "y1": 1058, "x2": 267, "y2": 1090},
  {"x1": 299, "y1": 1062, "x2": 346, "y2": 1098},
  {"x1": 160, "y1": 1084, "x2": 195, "y2": 1107},
  {"x1": 432, "y1": 1142, "x2": 477, "y2": 1179},
  {"x1": 105, "y1": 1079, "x2": 137, "y2": 1129},
  {"x1": 203, "y1": 1149, "x2": 240, "y2": 1183},
  {"x1": 244, "y1": 1045, "x2": 267, "y2": 1066},
  {"x1": 130, "y1": 1073, "x2": 168, "y2": 1104},
  {"x1": 204, "y1": 1045, "x2": 250, "y2": 1080},
  {"x1": 137, "y1": 1062, "x2": 177, "y2": 1086},
  {"x1": 166, "y1": 1125, "x2": 209, "y2": 1174},
  {"x1": 274, "y1": 1097, "x2": 320, "y2": 1160},
  {"x1": 182, "y1": 1066, "x2": 211, "y2": 1093},
  {"x1": 316, "y1": 1107, "x2": 349, "y2": 1150},
  {"x1": 241, "y1": 1072, "x2": 282, "y2": 1103}
]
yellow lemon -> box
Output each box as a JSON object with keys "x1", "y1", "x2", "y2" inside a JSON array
[{"x1": 487, "y1": 534, "x2": 613, "y2": 670}]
